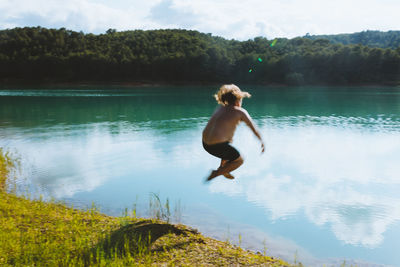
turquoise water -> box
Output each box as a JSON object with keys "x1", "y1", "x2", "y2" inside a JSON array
[{"x1": 1, "y1": 86, "x2": 400, "y2": 266}]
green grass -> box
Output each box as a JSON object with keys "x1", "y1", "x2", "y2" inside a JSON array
[
  {"x1": 0, "y1": 148, "x2": 292, "y2": 266},
  {"x1": 0, "y1": 148, "x2": 14, "y2": 191}
]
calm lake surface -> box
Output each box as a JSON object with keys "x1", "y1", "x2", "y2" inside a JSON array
[{"x1": 1, "y1": 86, "x2": 400, "y2": 266}]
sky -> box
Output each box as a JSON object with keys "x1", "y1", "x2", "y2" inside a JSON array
[{"x1": 0, "y1": 0, "x2": 399, "y2": 40}]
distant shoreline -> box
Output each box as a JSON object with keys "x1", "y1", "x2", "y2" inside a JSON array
[
  {"x1": 0, "y1": 80, "x2": 399, "y2": 89},
  {"x1": 0, "y1": 80, "x2": 220, "y2": 89}
]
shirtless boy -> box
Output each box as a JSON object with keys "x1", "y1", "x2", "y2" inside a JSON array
[{"x1": 203, "y1": 84, "x2": 265, "y2": 181}]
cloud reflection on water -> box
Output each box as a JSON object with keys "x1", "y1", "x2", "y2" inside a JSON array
[
  {"x1": 9, "y1": 115, "x2": 400, "y2": 252},
  {"x1": 13, "y1": 123, "x2": 162, "y2": 198},
  {"x1": 211, "y1": 116, "x2": 400, "y2": 248}
]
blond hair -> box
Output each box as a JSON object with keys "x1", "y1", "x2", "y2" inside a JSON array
[{"x1": 214, "y1": 84, "x2": 251, "y2": 106}]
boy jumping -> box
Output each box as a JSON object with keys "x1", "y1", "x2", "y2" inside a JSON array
[{"x1": 202, "y1": 84, "x2": 265, "y2": 181}]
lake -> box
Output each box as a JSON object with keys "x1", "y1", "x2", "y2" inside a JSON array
[{"x1": 1, "y1": 85, "x2": 399, "y2": 266}]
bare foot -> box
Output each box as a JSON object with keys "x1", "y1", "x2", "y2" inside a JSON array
[
  {"x1": 223, "y1": 173, "x2": 235, "y2": 179},
  {"x1": 206, "y1": 170, "x2": 219, "y2": 181}
]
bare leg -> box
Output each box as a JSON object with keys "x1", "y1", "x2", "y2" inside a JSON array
[
  {"x1": 220, "y1": 159, "x2": 234, "y2": 179},
  {"x1": 206, "y1": 157, "x2": 244, "y2": 181}
]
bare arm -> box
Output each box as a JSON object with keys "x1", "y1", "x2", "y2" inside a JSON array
[{"x1": 240, "y1": 109, "x2": 265, "y2": 153}]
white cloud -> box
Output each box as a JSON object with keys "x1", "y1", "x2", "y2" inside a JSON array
[
  {"x1": 0, "y1": 0, "x2": 399, "y2": 39},
  {"x1": 0, "y1": 0, "x2": 160, "y2": 33}
]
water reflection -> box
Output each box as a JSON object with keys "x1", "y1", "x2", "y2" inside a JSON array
[
  {"x1": 1, "y1": 87, "x2": 400, "y2": 266},
  {"x1": 0, "y1": 88, "x2": 215, "y2": 129},
  {"x1": 211, "y1": 116, "x2": 400, "y2": 248},
  {"x1": 8, "y1": 114, "x2": 400, "y2": 251}
]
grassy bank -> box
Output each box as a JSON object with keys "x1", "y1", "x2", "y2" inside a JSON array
[{"x1": 0, "y1": 149, "x2": 291, "y2": 266}]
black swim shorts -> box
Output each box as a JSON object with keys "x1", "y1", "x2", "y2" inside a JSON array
[{"x1": 202, "y1": 141, "x2": 240, "y2": 162}]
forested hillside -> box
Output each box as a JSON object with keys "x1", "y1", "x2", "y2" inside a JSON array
[
  {"x1": 304, "y1": 30, "x2": 400, "y2": 49},
  {"x1": 0, "y1": 27, "x2": 399, "y2": 85}
]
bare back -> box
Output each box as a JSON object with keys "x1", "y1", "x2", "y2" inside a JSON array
[{"x1": 203, "y1": 105, "x2": 248, "y2": 144}]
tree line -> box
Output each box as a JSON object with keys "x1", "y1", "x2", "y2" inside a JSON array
[
  {"x1": 304, "y1": 30, "x2": 400, "y2": 49},
  {"x1": 0, "y1": 27, "x2": 399, "y2": 85}
]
